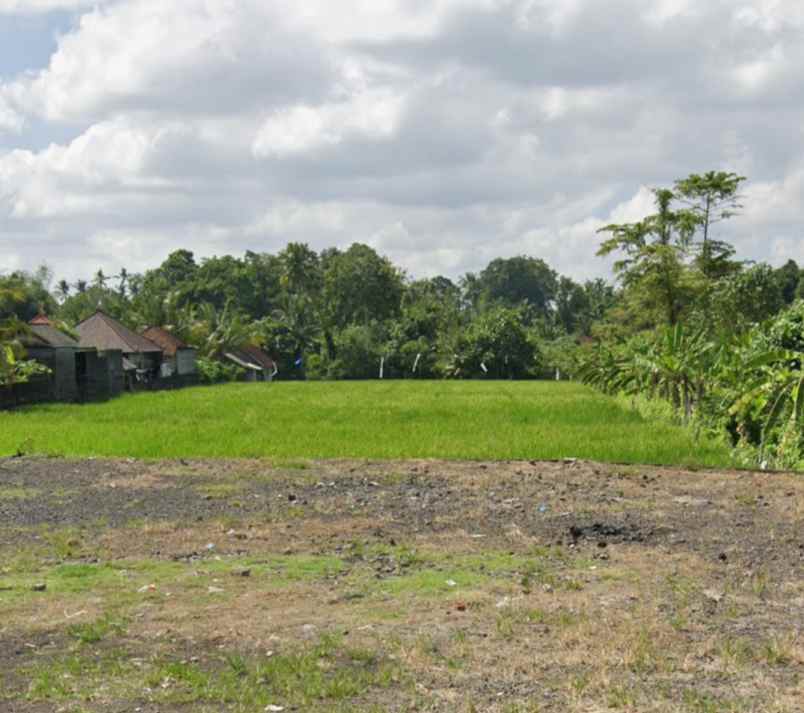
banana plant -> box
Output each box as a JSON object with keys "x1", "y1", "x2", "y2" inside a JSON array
[
  {"x1": 0, "y1": 318, "x2": 50, "y2": 389},
  {"x1": 729, "y1": 348, "x2": 804, "y2": 460}
]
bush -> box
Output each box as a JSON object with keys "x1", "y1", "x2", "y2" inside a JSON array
[
  {"x1": 196, "y1": 357, "x2": 243, "y2": 384},
  {"x1": 442, "y1": 306, "x2": 537, "y2": 379}
]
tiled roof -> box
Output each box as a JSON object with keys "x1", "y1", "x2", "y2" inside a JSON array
[
  {"x1": 142, "y1": 326, "x2": 194, "y2": 357},
  {"x1": 239, "y1": 344, "x2": 276, "y2": 371},
  {"x1": 29, "y1": 323, "x2": 80, "y2": 348},
  {"x1": 223, "y1": 346, "x2": 276, "y2": 372},
  {"x1": 77, "y1": 311, "x2": 162, "y2": 354}
]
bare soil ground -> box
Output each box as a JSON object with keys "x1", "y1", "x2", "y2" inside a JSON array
[{"x1": 0, "y1": 457, "x2": 802, "y2": 712}]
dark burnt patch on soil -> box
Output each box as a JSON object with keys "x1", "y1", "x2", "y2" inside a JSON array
[{"x1": 1, "y1": 457, "x2": 803, "y2": 573}]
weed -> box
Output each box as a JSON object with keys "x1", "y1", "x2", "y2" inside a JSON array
[
  {"x1": 762, "y1": 637, "x2": 794, "y2": 666},
  {"x1": 67, "y1": 614, "x2": 127, "y2": 645}
]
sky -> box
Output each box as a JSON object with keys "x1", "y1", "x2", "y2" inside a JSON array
[{"x1": 1, "y1": 0, "x2": 804, "y2": 285}]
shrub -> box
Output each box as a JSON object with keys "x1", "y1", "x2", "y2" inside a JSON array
[{"x1": 196, "y1": 357, "x2": 243, "y2": 384}]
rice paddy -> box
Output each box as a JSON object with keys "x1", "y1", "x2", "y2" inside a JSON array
[{"x1": 0, "y1": 381, "x2": 730, "y2": 466}]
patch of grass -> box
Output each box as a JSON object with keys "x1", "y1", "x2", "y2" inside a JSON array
[
  {"x1": 25, "y1": 635, "x2": 404, "y2": 711},
  {"x1": 0, "y1": 381, "x2": 732, "y2": 466},
  {"x1": 0, "y1": 486, "x2": 39, "y2": 500},
  {"x1": 681, "y1": 689, "x2": 749, "y2": 712},
  {"x1": 195, "y1": 482, "x2": 245, "y2": 499},
  {"x1": 67, "y1": 613, "x2": 128, "y2": 645}
]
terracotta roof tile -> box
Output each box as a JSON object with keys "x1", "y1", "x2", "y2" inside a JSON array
[{"x1": 142, "y1": 327, "x2": 194, "y2": 357}]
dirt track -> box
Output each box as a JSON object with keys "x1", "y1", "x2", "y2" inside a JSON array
[{"x1": 1, "y1": 457, "x2": 803, "y2": 712}]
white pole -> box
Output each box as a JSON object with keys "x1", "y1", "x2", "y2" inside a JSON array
[
  {"x1": 379, "y1": 356, "x2": 385, "y2": 380},
  {"x1": 412, "y1": 353, "x2": 421, "y2": 374}
]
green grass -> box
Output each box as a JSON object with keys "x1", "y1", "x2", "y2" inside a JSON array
[{"x1": 0, "y1": 381, "x2": 731, "y2": 466}]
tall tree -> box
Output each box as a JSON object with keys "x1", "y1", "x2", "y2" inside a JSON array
[
  {"x1": 774, "y1": 259, "x2": 800, "y2": 305},
  {"x1": 598, "y1": 189, "x2": 700, "y2": 327},
  {"x1": 322, "y1": 244, "x2": 404, "y2": 330},
  {"x1": 55, "y1": 279, "x2": 71, "y2": 302},
  {"x1": 674, "y1": 171, "x2": 745, "y2": 278},
  {"x1": 472, "y1": 256, "x2": 558, "y2": 317}
]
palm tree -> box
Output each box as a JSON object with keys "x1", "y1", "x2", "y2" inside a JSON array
[
  {"x1": 269, "y1": 292, "x2": 321, "y2": 360},
  {"x1": 115, "y1": 268, "x2": 129, "y2": 298},
  {"x1": 56, "y1": 279, "x2": 71, "y2": 302}
]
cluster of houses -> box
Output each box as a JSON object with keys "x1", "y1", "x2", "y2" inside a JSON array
[{"x1": 2, "y1": 310, "x2": 276, "y2": 409}]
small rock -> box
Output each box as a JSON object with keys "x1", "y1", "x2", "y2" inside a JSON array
[
  {"x1": 288, "y1": 494, "x2": 297, "y2": 502},
  {"x1": 208, "y1": 586, "x2": 225, "y2": 594},
  {"x1": 445, "y1": 579, "x2": 457, "y2": 588},
  {"x1": 31, "y1": 583, "x2": 47, "y2": 592},
  {"x1": 703, "y1": 589, "x2": 723, "y2": 603},
  {"x1": 265, "y1": 706, "x2": 285, "y2": 712},
  {"x1": 718, "y1": 552, "x2": 728, "y2": 562},
  {"x1": 236, "y1": 569, "x2": 252, "y2": 578}
]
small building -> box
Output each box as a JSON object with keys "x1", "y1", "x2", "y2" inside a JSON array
[
  {"x1": 76, "y1": 310, "x2": 163, "y2": 387},
  {"x1": 223, "y1": 345, "x2": 277, "y2": 382},
  {"x1": 2, "y1": 315, "x2": 124, "y2": 407},
  {"x1": 17, "y1": 316, "x2": 83, "y2": 404},
  {"x1": 141, "y1": 327, "x2": 198, "y2": 380}
]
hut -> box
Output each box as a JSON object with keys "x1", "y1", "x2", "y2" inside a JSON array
[
  {"x1": 141, "y1": 327, "x2": 198, "y2": 382},
  {"x1": 76, "y1": 311, "x2": 162, "y2": 388},
  {"x1": 223, "y1": 345, "x2": 277, "y2": 382},
  {"x1": 3, "y1": 315, "x2": 123, "y2": 407}
]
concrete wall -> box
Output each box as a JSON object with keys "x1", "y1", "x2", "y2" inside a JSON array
[
  {"x1": 104, "y1": 350, "x2": 125, "y2": 397},
  {"x1": 24, "y1": 347, "x2": 79, "y2": 403},
  {"x1": 176, "y1": 349, "x2": 198, "y2": 376}
]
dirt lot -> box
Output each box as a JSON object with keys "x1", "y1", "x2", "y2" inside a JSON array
[{"x1": 1, "y1": 457, "x2": 802, "y2": 712}]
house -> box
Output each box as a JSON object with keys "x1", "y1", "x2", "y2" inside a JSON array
[
  {"x1": 141, "y1": 327, "x2": 198, "y2": 381},
  {"x1": 5, "y1": 315, "x2": 124, "y2": 407},
  {"x1": 76, "y1": 310, "x2": 163, "y2": 387},
  {"x1": 223, "y1": 344, "x2": 277, "y2": 382}
]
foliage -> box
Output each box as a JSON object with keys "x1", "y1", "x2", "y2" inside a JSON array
[
  {"x1": 196, "y1": 357, "x2": 244, "y2": 384},
  {"x1": 0, "y1": 267, "x2": 57, "y2": 321},
  {"x1": 0, "y1": 318, "x2": 51, "y2": 389},
  {"x1": 308, "y1": 323, "x2": 386, "y2": 380},
  {"x1": 705, "y1": 264, "x2": 784, "y2": 335},
  {"x1": 321, "y1": 243, "x2": 404, "y2": 331},
  {"x1": 443, "y1": 306, "x2": 539, "y2": 379},
  {"x1": 673, "y1": 171, "x2": 745, "y2": 278},
  {"x1": 465, "y1": 256, "x2": 558, "y2": 316},
  {"x1": 598, "y1": 188, "x2": 700, "y2": 326}
]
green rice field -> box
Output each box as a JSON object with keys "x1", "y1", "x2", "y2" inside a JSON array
[{"x1": 0, "y1": 381, "x2": 731, "y2": 466}]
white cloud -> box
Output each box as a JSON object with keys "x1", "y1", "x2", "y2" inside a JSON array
[
  {"x1": 252, "y1": 89, "x2": 406, "y2": 158},
  {"x1": 2, "y1": 0, "x2": 804, "y2": 283},
  {"x1": 0, "y1": 92, "x2": 23, "y2": 133},
  {"x1": 0, "y1": 0, "x2": 102, "y2": 13}
]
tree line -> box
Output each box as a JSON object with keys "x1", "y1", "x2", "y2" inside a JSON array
[{"x1": 2, "y1": 244, "x2": 619, "y2": 381}]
